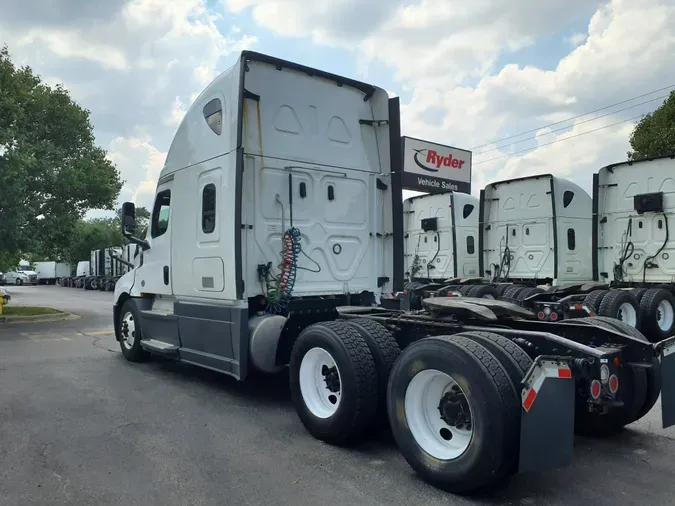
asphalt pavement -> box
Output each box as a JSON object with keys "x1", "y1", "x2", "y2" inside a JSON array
[{"x1": 1, "y1": 285, "x2": 675, "y2": 505}]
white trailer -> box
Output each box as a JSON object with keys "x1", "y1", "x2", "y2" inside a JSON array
[
  {"x1": 594, "y1": 154, "x2": 675, "y2": 339},
  {"x1": 404, "y1": 191, "x2": 480, "y2": 281},
  {"x1": 34, "y1": 261, "x2": 71, "y2": 285},
  {"x1": 110, "y1": 51, "x2": 675, "y2": 495}
]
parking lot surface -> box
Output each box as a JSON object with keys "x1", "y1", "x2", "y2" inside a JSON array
[{"x1": 1, "y1": 285, "x2": 675, "y2": 505}]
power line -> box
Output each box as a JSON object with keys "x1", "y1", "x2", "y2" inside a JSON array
[
  {"x1": 473, "y1": 113, "x2": 645, "y2": 166},
  {"x1": 470, "y1": 84, "x2": 675, "y2": 150},
  {"x1": 473, "y1": 94, "x2": 668, "y2": 156}
]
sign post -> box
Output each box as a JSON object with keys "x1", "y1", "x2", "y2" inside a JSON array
[{"x1": 401, "y1": 136, "x2": 472, "y2": 194}]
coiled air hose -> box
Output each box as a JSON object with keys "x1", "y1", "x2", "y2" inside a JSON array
[{"x1": 265, "y1": 227, "x2": 302, "y2": 314}]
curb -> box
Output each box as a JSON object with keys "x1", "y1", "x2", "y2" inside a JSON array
[{"x1": 0, "y1": 312, "x2": 81, "y2": 324}]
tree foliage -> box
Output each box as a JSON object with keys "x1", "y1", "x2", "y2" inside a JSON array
[
  {"x1": 54, "y1": 206, "x2": 150, "y2": 267},
  {"x1": 0, "y1": 45, "x2": 123, "y2": 260},
  {"x1": 628, "y1": 91, "x2": 675, "y2": 160}
]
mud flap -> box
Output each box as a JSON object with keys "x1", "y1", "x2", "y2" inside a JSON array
[
  {"x1": 660, "y1": 337, "x2": 675, "y2": 428},
  {"x1": 518, "y1": 360, "x2": 575, "y2": 474}
]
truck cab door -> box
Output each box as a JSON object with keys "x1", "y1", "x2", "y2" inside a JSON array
[{"x1": 135, "y1": 181, "x2": 173, "y2": 296}]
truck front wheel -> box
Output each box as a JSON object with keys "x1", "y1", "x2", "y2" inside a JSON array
[
  {"x1": 117, "y1": 300, "x2": 150, "y2": 362},
  {"x1": 289, "y1": 321, "x2": 378, "y2": 445}
]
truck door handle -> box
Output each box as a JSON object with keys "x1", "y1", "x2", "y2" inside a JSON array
[{"x1": 163, "y1": 266, "x2": 169, "y2": 285}]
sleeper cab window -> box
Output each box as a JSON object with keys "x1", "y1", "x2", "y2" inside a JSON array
[
  {"x1": 567, "y1": 228, "x2": 576, "y2": 251},
  {"x1": 563, "y1": 190, "x2": 574, "y2": 208},
  {"x1": 463, "y1": 204, "x2": 474, "y2": 220},
  {"x1": 202, "y1": 183, "x2": 217, "y2": 233},
  {"x1": 203, "y1": 98, "x2": 223, "y2": 135},
  {"x1": 466, "y1": 235, "x2": 475, "y2": 255},
  {"x1": 151, "y1": 190, "x2": 171, "y2": 238}
]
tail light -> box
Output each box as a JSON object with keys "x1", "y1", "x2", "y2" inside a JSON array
[
  {"x1": 550, "y1": 312, "x2": 559, "y2": 321},
  {"x1": 590, "y1": 379, "x2": 602, "y2": 399},
  {"x1": 537, "y1": 311, "x2": 545, "y2": 319},
  {"x1": 608, "y1": 374, "x2": 619, "y2": 394}
]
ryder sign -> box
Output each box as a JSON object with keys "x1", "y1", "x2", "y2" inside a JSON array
[{"x1": 401, "y1": 136, "x2": 472, "y2": 194}]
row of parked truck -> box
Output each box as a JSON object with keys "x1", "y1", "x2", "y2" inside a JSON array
[
  {"x1": 59, "y1": 246, "x2": 136, "y2": 291},
  {"x1": 402, "y1": 154, "x2": 675, "y2": 342},
  {"x1": 107, "y1": 51, "x2": 675, "y2": 496}
]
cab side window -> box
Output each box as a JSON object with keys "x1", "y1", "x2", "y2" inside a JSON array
[
  {"x1": 202, "y1": 183, "x2": 216, "y2": 233},
  {"x1": 151, "y1": 190, "x2": 171, "y2": 238}
]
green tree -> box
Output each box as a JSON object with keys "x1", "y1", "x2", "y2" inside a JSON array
[
  {"x1": 628, "y1": 91, "x2": 675, "y2": 160},
  {"x1": 0, "y1": 45, "x2": 123, "y2": 260},
  {"x1": 61, "y1": 218, "x2": 122, "y2": 267}
]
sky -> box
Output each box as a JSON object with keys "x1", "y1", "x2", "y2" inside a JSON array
[{"x1": 1, "y1": 0, "x2": 674, "y2": 217}]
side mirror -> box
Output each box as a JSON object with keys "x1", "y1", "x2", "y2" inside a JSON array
[
  {"x1": 121, "y1": 202, "x2": 136, "y2": 235},
  {"x1": 121, "y1": 202, "x2": 150, "y2": 251}
]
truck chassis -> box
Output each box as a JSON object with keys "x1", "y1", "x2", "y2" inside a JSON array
[{"x1": 114, "y1": 292, "x2": 675, "y2": 495}]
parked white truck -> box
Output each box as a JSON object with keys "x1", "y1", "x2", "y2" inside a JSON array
[
  {"x1": 594, "y1": 154, "x2": 675, "y2": 340},
  {"x1": 34, "y1": 261, "x2": 71, "y2": 285},
  {"x1": 111, "y1": 51, "x2": 675, "y2": 495},
  {"x1": 407, "y1": 157, "x2": 675, "y2": 341}
]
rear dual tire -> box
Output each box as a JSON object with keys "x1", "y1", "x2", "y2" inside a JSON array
[
  {"x1": 289, "y1": 321, "x2": 380, "y2": 445},
  {"x1": 290, "y1": 323, "x2": 532, "y2": 493},
  {"x1": 583, "y1": 289, "x2": 640, "y2": 328},
  {"x1": 387, "y1": 331, "x2": 528, "y2": 494}
]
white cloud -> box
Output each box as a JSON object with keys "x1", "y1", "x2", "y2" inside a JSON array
[
  {"x1": 1, "y1": 0, "x2": 257, "y2": 214},
  {"x1": 566, "y1": 32, "x2": 588, "y2": 47},
  {"x1": 224, "y1": 0, "x2": 675, "y2": 198},
  {"x1": 106, "y1": 137, "x2": 167, "y2": 209},
  {"x1": 4, "y1": 0, "x2": 674, "y2": 222}
]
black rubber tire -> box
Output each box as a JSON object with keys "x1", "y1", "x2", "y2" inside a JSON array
[
  {"x1": 289, "y1": 321, "x2": 378, "y2": 446},
  {"x1": 502, "y1": 285, "x2": 526, "y2": 301},
  {"x1": 343, "y1": 319, "x2": 401, "y2": 421},
  {"x1": 457, "y1": 285, "x2": 474, "y2": 296},
  {"x1": 516, "y1": 287, "x2": 536, "y2": 301},
  {"x1": 387, "y1": 334, "x2": 519, "y2": 494},
  {"x1": 597, "y1": 290, "x2": 641, "y2": 329},
  {"x1": 494, "y1": 284, "x2": 511, "y2": 297},
  {"x1": 118, "y1": 299, "x2": 150, "y2": 363},
  {"x1": 15, "y1": 278, "x2": 23, "y2": 286},
  {"x1": 467, "y1": 285, "x2": 500, "y2": 299},
  {"x1": 454, "y1": 331, "x2": 532, "y2": 383},
  {"x1": 583, "y1": 289, "x2": 610, "y2": 313},
  {"x1": 636, "y1": 358, "x2": 662, "y2": 420},
  {"x1": 630, "y1": 288, "x2": 649, "y2": 304},
  {"x1": 638, "y1": 288, "x2": 675, "y2": 342},
  {"x1": 574, "y1": 363, "x2": 647, "y2": 437}
]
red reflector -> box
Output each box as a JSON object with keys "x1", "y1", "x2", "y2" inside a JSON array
[
  {"x1": 590, "y1": 379, "x2": 602, "y2": 399},
  {"x1": 573, "y1": 305, "x2": 582, "y2": 310},
  {"x1": 550, "y1": 312, "x2": 558, "y2": 321},
  {"x1": 537, "y1": 311, "x2": 545, "y2": 319},
  {"x1": 608, "y1": 374, "x2": 619, "y2": 394},
  {"x1": 558, "y1": 368, "x2": 572, "y2": 379},
  {"x1": 523, "y1": 388, "x2": 537, "y2": 412}
]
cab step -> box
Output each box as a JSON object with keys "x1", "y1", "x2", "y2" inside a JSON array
[{"x1": 140, "y1": 339, "x2": 179, "y2": 357}]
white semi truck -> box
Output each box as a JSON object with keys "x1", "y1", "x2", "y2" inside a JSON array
[
  {"x1": 112, "y1": 51, "x2": 675, "y2": 495},
  {"x1": 406, "y1": 157, "x2": 675, "y2": 341}
]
